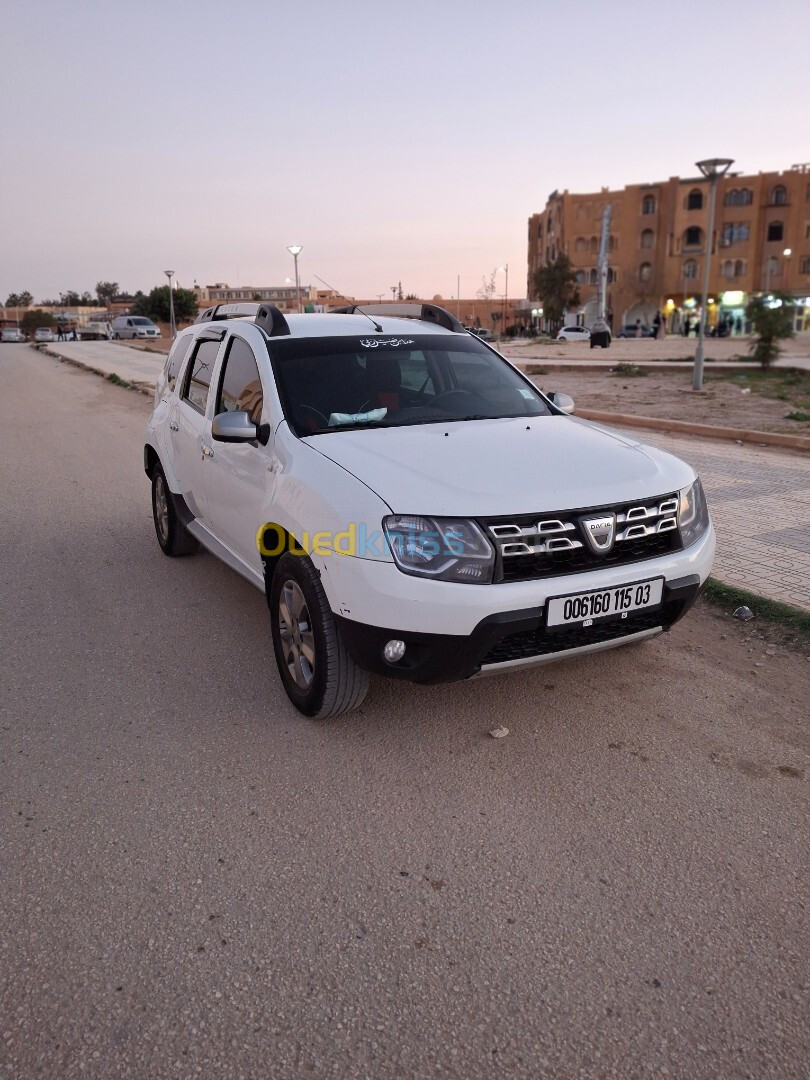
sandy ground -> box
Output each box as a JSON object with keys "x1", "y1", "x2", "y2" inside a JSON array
[{"x1": 525, "y1": 366, "x2": 810, "y2": 434}]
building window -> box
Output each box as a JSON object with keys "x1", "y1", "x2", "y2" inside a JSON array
[
  {"x1": 687, "y1": 188, "x2": 703, "y2": 210},
  {"x1": 575, "y1": 237, "x2": 587, "y2": 253},
  {"x1": 721, "y1": 222, "x2": 750, "y2": 245},
  {"x1": 640, "y1": 229, "x2": 654, "y2": 249},
  {"x1": 683, "y1": 226, "x2": 703, "y2": 248},
  {"x1": 724, "y1": 188, "x2": 753, "y2": 207},
  {"x1": 575, "y1": 270, "x2": 586, "y2": 284},
  {"x1": 683, "y1": 260, "x2": 698, "y2": 279},
  {"x1": 801, "y1": 257, "x2": 810, "y2": 275},
  {"x1": 590, "y1": 236, "x2": 598, "y2": 253},
  {"x1": 607, "y1": 268, "x2": 616, "y2": 283},
  {"x1": 722, "y1": 260, "x2": 734, "y2": 278},
  {"x1": 608, "y1": 235, "x2": 618, "y2": 251},
  {"x1": 639, "y1": 262, "x2": 652, "y2": 282},
  {"x1": 805, "y1": 224, "x2": 810, "y2": 239},
  {"x1": 642, "y1": 195, "x2": 656, "y2": 215},
  {"x1": 770, "y1": 185, "x2": 788, "y2": 206},
  {"x1": 734, "y1": 260, "x2": 746, "y2": 277},
  {"x1": 767, "y1": 221, "x2": 784, "y2": 242},
  {"x1": 589, "y1": 269, "x2": 598, "y2": 285}
]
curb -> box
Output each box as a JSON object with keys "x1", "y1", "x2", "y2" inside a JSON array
[
  {"x1": 577, "y1": 408, "x2": 810, "y2": 452},
  {"x1": 510, "y1": 358, "x2": 804, "y2": 375},
  {"x1": 38, "y1": 345, "x2": 154, "y2": 397}
]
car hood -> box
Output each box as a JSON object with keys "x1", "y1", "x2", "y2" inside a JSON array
[{"x1": 306, "y1": 416, "x2": 695, "y2": 516}]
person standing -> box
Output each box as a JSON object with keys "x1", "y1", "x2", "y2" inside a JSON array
[
  {"x1": 635, "y1": 318, "x2": 643, "y2": 338},
  {"x1": 653, "y1": 311, "x2": 662, "y2": 339}
]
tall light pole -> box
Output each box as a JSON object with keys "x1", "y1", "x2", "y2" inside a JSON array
[
  {"x1": 497, "y1": 264, "x2": 509, "y2": 336},
  {"x1": 692, "y1": 157, "x2": 734, "y2": 390},
  {"x1": 164, "y1": 270, "x2": 176, "y2": 338},
  {"x1": 286, "y1": 245, "x2": 303, "y2": 313},
  {"x1": 390, "y1": 286, "x2": 397, "y2": 301}
]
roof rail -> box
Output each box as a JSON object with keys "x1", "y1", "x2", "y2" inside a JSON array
[
  {"x1": 255, "y1": 304, "x2": 290, "y2": 338},
  {"x1": 195, "y1": 302, "x2": 262, "y2": 323},
  {"x1": 330, "y1": 302, "x2": 465, "y2": 333}
]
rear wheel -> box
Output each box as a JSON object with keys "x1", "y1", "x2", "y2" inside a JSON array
[
  {"x1": 151, "y1": 466, "x2": 199, "y2": 556},
  {"x1": 270, "y1": 552, "x2": 369, "y2": 719}
]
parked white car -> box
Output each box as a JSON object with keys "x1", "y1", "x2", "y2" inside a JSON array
[
  {"x1": 1, "y1": 327, "x2": 27, "y2": 343},
  {"x1": 112, "y1": 316, "x2": 161, "y2": 340},
  {"x1": 34, "y1": 327, "x2": 55, "y2": 343},
  {"x1": 556, "y1": 326, "x2": 591, "y2": 342},
  {"x1": 144, "y1": 302, "x2": 714, "y2": 718}
]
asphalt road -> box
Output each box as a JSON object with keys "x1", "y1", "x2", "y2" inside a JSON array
[{"x1": 1, "y1": 346, "x2": 807, "y2": 1079}]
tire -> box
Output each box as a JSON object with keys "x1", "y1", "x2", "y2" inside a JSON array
[
  {"x1": 113, "y1": 333, "x2": 119, "y2": 339},
  {"x1": 270, "y1": 552, "x2": 369, "y2": 719},
  {"x1": 151, "y1": 466, "x2": 199, "y2": 556}
]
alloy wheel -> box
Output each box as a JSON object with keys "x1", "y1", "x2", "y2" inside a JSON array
[{"x1": 278, "y1": 579, "x2": 316, "y2": 689}]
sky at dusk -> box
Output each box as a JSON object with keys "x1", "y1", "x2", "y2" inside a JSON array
[{"x1": 2, "y1": 0, "x2": 808, "y2": 305}]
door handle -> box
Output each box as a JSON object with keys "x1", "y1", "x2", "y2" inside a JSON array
[
  {"x1": 202, "y1": 444, "x2": 214, "y2": 459},
  {"x1": 169, "y1": 421, "x2": 179, "y2": 431}
]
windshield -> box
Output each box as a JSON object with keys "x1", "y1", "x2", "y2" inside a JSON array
[
  {"x1": 131, "y1": 317, "x2": 154, "y2": 326},
  {"x1": 269, "y1": 334, "x2": 552, "y2": 436}
]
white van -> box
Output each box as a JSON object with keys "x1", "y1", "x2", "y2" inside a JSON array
[{"x1": 112, "y1": 316, "x2": 161, "y2": 340}]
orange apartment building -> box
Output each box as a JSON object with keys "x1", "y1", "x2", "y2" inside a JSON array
[{"x1": 527, "y1": 163, "x2": 810, "y2": 333}]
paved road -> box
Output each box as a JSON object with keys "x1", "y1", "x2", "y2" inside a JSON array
[{"x1": 1, "y1": 347, "x2": 808, "y2": 1078}]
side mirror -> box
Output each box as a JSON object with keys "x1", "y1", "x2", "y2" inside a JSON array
[
  {"x1": 548, "y1": 391, "x2": 575, "y2": 415},
  {"x1": 212, "y1": 410, "x2": 259, "y2": 443}
]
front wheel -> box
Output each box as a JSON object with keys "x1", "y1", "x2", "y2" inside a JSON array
[{"x1": 270, "y1": 552, "x2": 369, "y2": 718}]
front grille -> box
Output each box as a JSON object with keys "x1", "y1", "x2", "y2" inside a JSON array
[
  {"x1": 482, "y1": 493, "x2": 682, "y2": 582},
  {"x1": 481, "y1": 604, "x2": 676, "y2": 667}
]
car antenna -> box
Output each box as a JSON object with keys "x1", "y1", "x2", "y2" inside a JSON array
[{"x1": 314, "y1": 275, "x2": 383, "y2": 332}]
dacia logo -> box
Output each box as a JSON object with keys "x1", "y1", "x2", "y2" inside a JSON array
[{"x1": 581, "y1": 513, "x2": 616, "y2": 554}]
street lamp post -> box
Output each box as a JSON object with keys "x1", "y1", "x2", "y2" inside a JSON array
[
  {"x1": 164, "y1": 270, "x2": 176, "y2": 339},
  {"x1": 692, "y1": 157, "x2": 734, "y2": 390},
  {"x1": 286, "y1": 245, "x2": 303, "y2": 313},
  {"x1": 497, "y1": 264, "x2": 509, "y2": 337},
  {"x1": 390, "y1": 286, "x2": 397, "y2": 301}
]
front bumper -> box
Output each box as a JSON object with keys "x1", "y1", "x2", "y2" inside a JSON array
[{"x1": 335, "y1": 573, "x2": 702, "y2": 684}]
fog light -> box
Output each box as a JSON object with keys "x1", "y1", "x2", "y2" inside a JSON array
[{"x1": 383, "y1": 639, "x2": 406, "y2": 663}]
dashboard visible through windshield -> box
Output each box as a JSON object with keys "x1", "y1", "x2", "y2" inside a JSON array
[{"x1": 268, "y1": 334, "x2": 552, "y2": 436}]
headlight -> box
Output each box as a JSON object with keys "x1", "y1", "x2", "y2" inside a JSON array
[
  {"x1": 678, "y1": 478, "x2": 710, "y2": 548},
  {"x1": 383, "y1": 515, "x2": 495, "y2": 583}
]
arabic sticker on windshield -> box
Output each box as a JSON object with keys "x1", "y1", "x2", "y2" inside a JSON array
[
  {"x1": 359, "y1": 338, "x2": 414, "y2": 348},
  {"x1": 328, "y1": 408, "x2": 388, "y2": 427},
  {"x1": 519, "y1": 388, "x2": 535, "y2": 399}
]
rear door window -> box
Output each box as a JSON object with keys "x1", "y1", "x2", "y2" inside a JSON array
[
  {"x1": 183, "y1": 338, "x2": 221, "y2": 413},
  {"x1": 165, "y1": 335, "x2": 193, "y2": 391}
]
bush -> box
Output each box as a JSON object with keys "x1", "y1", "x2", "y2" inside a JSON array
[{"x1": 745, "y1": 293, "x2": 795, "y2": 370}]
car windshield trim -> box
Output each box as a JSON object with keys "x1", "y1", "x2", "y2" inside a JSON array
[{"x1": 267, "y1": 333, "x2": 552, "y2": 437}]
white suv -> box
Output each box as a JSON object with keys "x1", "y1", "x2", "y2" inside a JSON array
[{"x1": 144, "y1": 302, "x2": 714, "y2": 718}]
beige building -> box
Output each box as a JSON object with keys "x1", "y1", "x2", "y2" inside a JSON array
[{"x1": 527, "y1": 163, "x2": 810, "y2": 332}]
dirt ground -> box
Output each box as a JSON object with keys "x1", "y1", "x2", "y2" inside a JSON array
[{"x1": 526, "y1": 365, "x2": 810, "y2": 434}]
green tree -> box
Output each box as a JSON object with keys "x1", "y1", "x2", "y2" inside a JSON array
[
  {"x1": 96, "y1": 281, "x2": 119, "y2": 305},
  {"x1": 59, "y1": 291, "x2": 82, "y2": 306},
  {"x1": 5, "y1": 292, "x2": 32, "y2": 307},
  {"x1": 532, "y1": 254, "x2": 580, "y2": 330},
  {"x1": 80, "y1": 291, "x2": 99, "y2": 306},
  {"x1": 745, "y1": 293, "x2": 796, "y2": 369},
  {"x1": 21, "y1": 310, "x2": 57, "y2": 331},
  {"x1": 133, "y1": 285, "x2": 198, "y2": 323}
]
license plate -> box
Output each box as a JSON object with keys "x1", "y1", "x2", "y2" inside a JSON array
[{"x1": 546, "y1": 577, "x2": 664, "y2": 628}]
